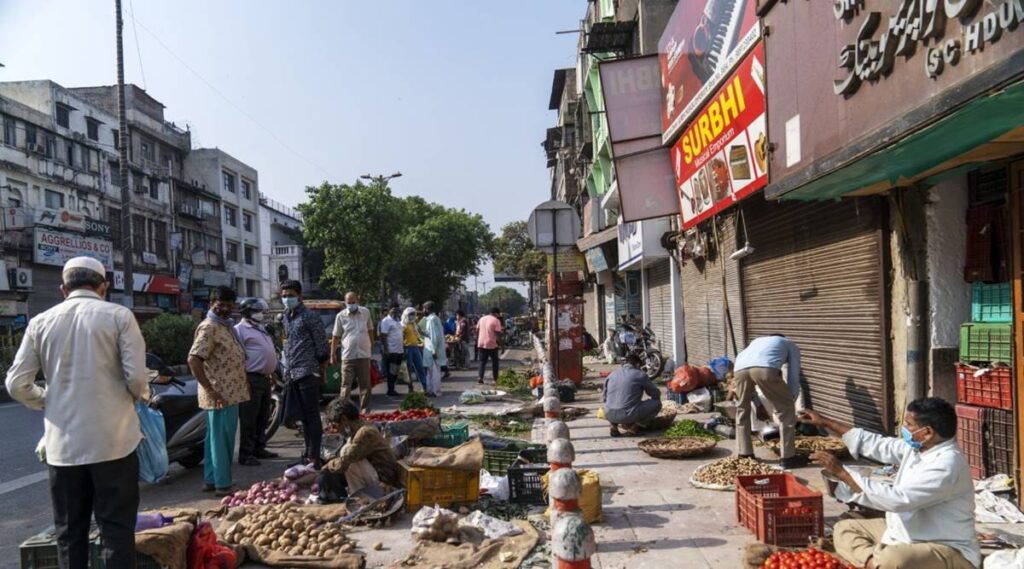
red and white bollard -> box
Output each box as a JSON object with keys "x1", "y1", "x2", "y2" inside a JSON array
[
  {"x1": 548, "y1": 466, "x2": 582, "y2": 526},
  {"x1": 543, "y1": 395, "x2": 562, "y2": 422},
  {"x1": 546, "y1": 420, "x2": 571, "y2": 443},
  {"x1": 552, "y1": 512, "x2": 597, "y2": 569},
  {"x1": 547, "y1": 438, "x2": 575, "y2": 472}
]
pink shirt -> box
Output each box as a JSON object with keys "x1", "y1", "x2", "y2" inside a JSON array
[{"x1": 476, "y1": 315, "x2": 503, "y2": 349}]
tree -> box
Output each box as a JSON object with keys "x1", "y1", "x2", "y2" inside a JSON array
[
  {"x1": 298, "y1": 180, "x2": 401, "y2": 301},
  {"x1": 479, "y1": 286, "x2": 527, "y2": 316},
  {"x1": 492, "y1": 221, "x2": 547, "y2": 282},
  {"x1": 142, "y1": 314, "x2": 197, "y2": 366}
]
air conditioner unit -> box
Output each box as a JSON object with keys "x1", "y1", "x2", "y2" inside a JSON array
[
  {"x1": 133, "y1": 184, "x2": 147, "y2": 194},
  {"x1": 11, "y1": 268, "x2": 33, "y2": 289},
  {"x1": 29, "y1": 143, "x2": 45, "y2": 154}
]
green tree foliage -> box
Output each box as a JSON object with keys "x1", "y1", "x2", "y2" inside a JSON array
[
  {"x1": 299, "y1": 179, "x2": 495, "y2": 305},
  {"x1": 492, "y1": 221, "x2": 546, "y2": 282},
  {"x1": 142, "y1": 314, "x2": 197, "y2": 366},
  {"x1": 479, "y1": 286, "x2": 528, "y2": 316}
]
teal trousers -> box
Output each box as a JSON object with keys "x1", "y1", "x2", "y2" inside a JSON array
[{"x1": 203, "y1": 404, "x2": 239, "y2": 489}]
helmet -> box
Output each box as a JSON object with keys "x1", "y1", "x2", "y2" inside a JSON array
[{"x1": 238, "y1": 297, "x2": 268, "y2": 316}]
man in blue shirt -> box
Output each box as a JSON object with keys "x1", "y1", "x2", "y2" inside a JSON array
[
  {"x1": 734, "y1": 334, "x2": 804, "y2": 468},
  {"x1": 280, "y1": 280, "x2": 329, "y2": 468},
  {"x1": 603, "y1": 353, "x2": 662, "y2": 436}
]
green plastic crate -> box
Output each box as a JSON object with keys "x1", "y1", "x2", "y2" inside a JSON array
[
  {"x1": 971, "y1": 282, "x2": 1012, "y2": 323},
  {"x1": 483, "y1": 449, "x2": 520, "y2": 476},
  {"x1": 422, "y1": 422, "x2": 469, "y2": 448},
  {"x1": 960, "y1": 323, "x2": 1013, "y2": 364},
  {"x1": 20, "y1": 527, "x2": 101, "y2": 569}
]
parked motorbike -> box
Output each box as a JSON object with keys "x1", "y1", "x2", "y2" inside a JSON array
[
  {"x1": 145, "y1": 354, "x2": 284, "y2": 468},
  {"x1": 609, "y1": 321, "x2": 665, "y2": 380}
]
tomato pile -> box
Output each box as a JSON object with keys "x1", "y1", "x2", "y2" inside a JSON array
[
  {"x1": 361, "y1": 408, "x2": 437, "y2": 422},
  {"x1": 761, "y1": 549, "x2": 846, "y2": 569}
]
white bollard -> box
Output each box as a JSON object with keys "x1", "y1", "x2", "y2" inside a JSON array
[
  {"x1": 547, "y1": 438, "x2": 576, "y2": 471},
  {"x1": 543, "y1": 395, "x2": 561, "y2": 421},
  {"x1": 552, "y1": 512, "x2": 597, "y2": 569},
  {"x1": 546, "y1": 420, "x2": 571, "y2": 443},
  {"x1": 548, "y1": 467, "x2": 582, "y2": 527}
]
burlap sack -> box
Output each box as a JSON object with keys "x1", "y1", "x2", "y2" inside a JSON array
[
  {"x1": 404, "y1": 439, "x2": 484, "y2": 472},
  {"x1": 401, "y1": 521, "x2": 539, "y2": 569},
  {"x1": 134, "y1": 508, "x2": 201, "y2": 569}
]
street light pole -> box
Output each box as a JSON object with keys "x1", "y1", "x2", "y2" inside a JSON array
[
  {"x1": 115, "y1": 0, "x2": 134, "y2": 309},
  {"x1": 360, "y1": 172, "x2": 403, "y2": 185}
]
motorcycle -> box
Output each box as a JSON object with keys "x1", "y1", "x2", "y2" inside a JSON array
[
  {"x1": 609, "y1": 321, "x2": 666, "y2": 380},
  {"x1": 146, "y1": 354, "x2": 284, "y2": 468}
]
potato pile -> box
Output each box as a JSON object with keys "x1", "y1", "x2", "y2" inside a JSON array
[
  {"x1": 692, "y1": 457, "x2": 780, "y2": 487},
  {"x1": 224, "y1": 503, "x2": 354, "y2": 558}
]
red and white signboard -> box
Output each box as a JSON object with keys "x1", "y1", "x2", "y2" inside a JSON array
[
  {"x1": 113, "y1": 271, "x2": 181, "y2": 295},
  {"x1": 673, "y1": 43, "x2": 767, "y2": 229},
  {"x1": 659, "y1": 0, "x2": 760, "y2": 144}
]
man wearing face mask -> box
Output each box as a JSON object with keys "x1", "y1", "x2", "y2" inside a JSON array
[
  {"x1": 378, "y1": 303, "x2": 405, "y2": 397},
  {"x1": 330, "y1": 291, "x2": 374, "y2": 412},
  {"x1": 280, "y1": 280, "x2": 329, "y2": 468},
  {"x1": 801, "y1": 400, "x2": 979, "y2": 569},
  {"x1": 235, "y1": 298, "x2": 280, "y2": 466}
]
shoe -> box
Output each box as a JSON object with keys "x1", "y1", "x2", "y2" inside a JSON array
[
  {"x1": 386, "y1": 391, "x2": 401, "y2": 397},
  {"x1": 443, "y1": 372, "x2": 451, "y2": 379},
  {"x1": 239, "y1": 456, "x2": 261, "y2": 466},
  {"x1": 254, "y1": 449, "x2": 279, "y2": 459},
  {"x1": 620, "y1": 424, "x2": 642, "y2": 436},
  {"x1": 610, "y1": 425, "x2": 622, "y2": 438},
  {"x1": 477, "y1": 378, "x2": 484, "y2": 384},
  {"x1": 780, "y1": 456, "x2": 809, "y2": 470},
  {"x1": 202, "y1": 484, "x2": 215, "y2": 492},
  {"x1": 214, "y1": 486, "x2": 238, "y2": 497}
]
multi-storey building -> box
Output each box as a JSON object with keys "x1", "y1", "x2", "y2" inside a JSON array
[
  {"x1": 259, "y1": 194, "x2": 311, "y2": 303},
  {"x1": 184, "y1": 148, "x2": 263, "y2": 299}
]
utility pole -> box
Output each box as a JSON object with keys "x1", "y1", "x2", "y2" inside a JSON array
[{"x1": 116, "y1": 0, "x2": 134, "y2": 308}]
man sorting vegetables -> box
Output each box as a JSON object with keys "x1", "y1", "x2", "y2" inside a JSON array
[
  {"x1": 321, "y1": 399, "x2": 401, "y2": 498},
  {"x1": 603, "y1": 353, "x2": 662, "y2": 436},
  {"x1": 800, "y1": 399, "x2": 979, "y2": 569}
]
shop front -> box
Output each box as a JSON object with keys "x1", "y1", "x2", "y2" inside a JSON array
[{"x1": 616, "y1": 217, "x2": 681, "y2": 364}]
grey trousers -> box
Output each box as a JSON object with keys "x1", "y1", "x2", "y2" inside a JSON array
[
  {"x1": 606, "y1": 398, "x2": 662, "y2": 426},
  {"x1": 735, "y1": 367, "x2": 796, "y2": 459}
]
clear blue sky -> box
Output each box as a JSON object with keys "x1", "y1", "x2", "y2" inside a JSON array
[{"x1": 0, "y1": 1, "x2": 581, "y2": 291}]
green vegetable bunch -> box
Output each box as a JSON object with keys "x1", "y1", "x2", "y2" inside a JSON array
[
  {"x1": 400, "y1": 392, "x2": 436, "y2": 412},
  {"x1": 664, "y1": 419, "x2": 720, "y2": 440}
]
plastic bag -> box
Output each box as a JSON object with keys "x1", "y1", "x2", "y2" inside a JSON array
[
  {"x1": 976, "y1": 490, "x2": 1024, "y2": 524},
  {"x1": 984, "y1": 549, "x2": 1024, "y2": 569},
  {"x1": 687, "y1": 387, "x2": 712, "y2": 412},
  {"x1": 187, "y1": 521, "x2": 236, "y2": 569},
  {"x1": 669, "y1": 365, "x2": 717, "y2": 393},
  {"x1": 459, "y1": 390, "x2": 486, "y2": 405},
  {"x1": 480, "y1": 469, "x2": 510, "y2": 502},
  {"x1": 708, "y1": 356, "x2": 732, "y2": 381},
  {"x1": 411, "y1": 505, "x2": 460, "y2": 542},
  {"x1": 135, "y1": 402, "x2": 169, "y2": 484},
  {"x1": 976, "y1": 474, "x2": 1016, "y2": 493},
  {"x1": 459, "y1": 510, "x2": 523, "y2": 539},
  {"x1": 543, "y1": 469, "x2": 602, "y2": 523},
  {"x1": 370, "y1": 361, "x2": 383, "y2": 387}
]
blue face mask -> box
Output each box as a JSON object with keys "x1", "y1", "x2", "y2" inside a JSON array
[
  {"x1": 901, "y1": 426, "x2": 924, "y2": 450},
  {"x1": 282, "y1": 297, "x2": 299, "y2": 311}
]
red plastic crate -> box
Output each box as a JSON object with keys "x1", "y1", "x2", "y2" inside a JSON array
[
  {"x1": 956, "y1": 404, "x2": 986, "y2": 480},
  {"x1": 956, "y1": 363, "x2": 1013, "y2": 410},
  {"x1": 736, "y1": 473, "x2": 824, "y2": 547}
]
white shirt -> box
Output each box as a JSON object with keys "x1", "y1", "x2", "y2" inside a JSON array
[
  {"x1": 5, "y1": 290, "x2": 150, "y2": 466},
  {"x1": 378, "y1": 316, "x2": 404, "y2": 354},
  {"x1": 842, "y1": 428, "x2": 980, "y2": 568},
  {"x1": 332, "y1": 306, "x2": 372, "y2": 360}
]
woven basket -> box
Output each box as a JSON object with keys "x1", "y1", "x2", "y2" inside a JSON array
[
  {"x1": 646, "y1": 409, "x2": 679, "y2": 431},
  {"x1": 638, "y1": 437, "x2": 717, "y2": 459},
  {"x1": 765, "y1": 436, "x2": 850, "y2": 459}
]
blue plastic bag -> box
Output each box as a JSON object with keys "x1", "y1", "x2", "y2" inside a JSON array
[
  {"x1": 708, "y1": 356, "x2": 732, "y2": 382},
  {"x1": 135, "y1": 402, "x2": 169, "y2": 484}
]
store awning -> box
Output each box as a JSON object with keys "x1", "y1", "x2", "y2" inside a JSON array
[
  {"x1": 772, "y1": 80, "x2": 1024, "y2": 201},
  {"x1": 576, "y1": 225, "x2": 618, "y2": 252}
]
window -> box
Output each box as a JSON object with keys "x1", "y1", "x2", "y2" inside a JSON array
[
  {"x1": 83, "y1": 148, "x2": 92, "y2": 171},
  {"x1": 149, "y1": 178, "x2": 159, "y2": 200},
  {"x1": 241, "y1": 180, "x2": 252, "y2": 200},
  {"x1": 224, "y1": 205, "x2": 237, "y2": 227},
  {"x1": 141, "y1": 140, "x2": 154, "y2": 162},
  {"x1": 133, "y1": 173, "x2": 145, "y2": 194},
  {"x1": 87, "y1": 149, "x2": 99, "y2": 173},
  {"x1": 244, "y1": 246, "x2": 255, "y2": 266},
  {"x1": 65, "y1": 141, "x2": 75, "y2": 166},
  {"x1": 223, "y1": 171, "x2": 236, "y2": 193},
  {"x1": 151, "y1": 220, "x2": 167, "y2": 259},
  {"x1": 25, "y1": 125, "x2": 37, "y2": 147},
  {"x1": 226, "y1": 241, "x2": 239, "y2": 262},
  {"x1": 3, "y1": 117, "x2": 15, "y2": 146},
  {"x1": 44, "y1": 134, "x2": 56, "y2": 158},
  {"x1": 44, "y1": 189, "x2": 64, "y2": 209},
  {"x1": 110, "y1": 161, "x2": 122, "y2": 187},
  {"x1": 86, "y1": 118, "x2": 100, "y2": 141},
  {"x1": 242, "y1": 212, "x2": 253, "y2": 232},
  {"x1": 56, "y1": 104, "x2": 70, "y2": 128},
  {"x1": 246, "y1": 279, "x2": 258, "y2": 297},
  {"x1": 133, "y1": 214, "x2": 146, "y2": 252},
  {"x1": 109, "y1": 207, "x2": 122, "y2": 246},
  {"x1": 112, "y1": 129, "x2": 119, "y2": 150}
]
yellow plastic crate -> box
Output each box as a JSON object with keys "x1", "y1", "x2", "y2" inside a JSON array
[{"x1": 400, "y1": 462, "x2": 480, "y2": 512}]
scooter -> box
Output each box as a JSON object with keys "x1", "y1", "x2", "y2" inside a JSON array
[
  {"x1": 610, "y1": 320, "x2": 666, "y2": 380},
  {"x1": 146, "y1": 353, "x2": 207, "y2": 468}
]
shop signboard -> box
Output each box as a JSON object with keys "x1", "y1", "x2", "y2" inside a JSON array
[
  {"x1": 142, "y1": 251, "x2": 158, "y2": 265},
  {"x1": 177, "y1": 261, "x2": 192, "y2": 292},
  {"x1": 763, "y1": 0, "x2": 1024, "y2": 197},
  {"x1": 84, "y1": 217, "x2": 112, "y2": 239},
  {"x1": 547, "y1": 251, "x2": 587, "y2": 273},
  {"x1": 618, "y1": 221, "x2": 644, "y2": 268},
  {"x1": 658, "y1": 0, "x2": 761, "y2": 144},
  {"x1": 673, "y1": 43, "x2": 767, "y2": 229},
  {"x1": 585, "y1": 248, "x2": 609, "y2": 273},
  {"x1": 34, "y1": 207, "x2": 86, "y2": 232},
  {"x1": 0, "y1": 260, "x2": 9, "y2": 291},
  {"x1": 618, "y1": 217, "x2": 672, "y2": 270},
  {"x1": 3, "y1": 207, "x2": 29, "y2": 229},
  {"x1": 113, "y1": 271, "x2": 181, "y2": 295},
  {"x1": 33, "y1": 228, "x2": 113, "y2": 271}
]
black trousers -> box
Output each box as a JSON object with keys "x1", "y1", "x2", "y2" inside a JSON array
[
  {"x1": 294, "y1": 375, "x2": 323, "y2": 465},
  {"x1": 239, "y1": 373, "x2": 272, "y2": 459},
  {"x1": 478, "y1": 348, "x2": 500, "y2": 381},
  {"x1": 49, "y1": 451, "x2": 139, "y2": 569},
  {"x1": 384, "y1": 353, "x2": 404, "y2": 393}
]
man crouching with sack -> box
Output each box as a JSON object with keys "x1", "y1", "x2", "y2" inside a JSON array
[{"x1": 319, "y1": 399, "x2": 402, "y2": 502}]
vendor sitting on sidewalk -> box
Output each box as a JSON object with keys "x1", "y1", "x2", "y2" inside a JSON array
[
  {"x1": 603, "y1": 353, "x2": 662, "y2": 437},
  {"x1": 801, "y1": 400, "x2": 979, "y2": 569},
  {"x1": 322, "y1": 399, "x2": 401, "y2": 498}
]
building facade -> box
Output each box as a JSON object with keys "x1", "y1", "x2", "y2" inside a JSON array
[{"x1": 259, "y1": 194, "x2": 310, "y2": 303}]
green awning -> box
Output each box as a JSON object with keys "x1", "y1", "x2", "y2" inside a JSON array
[{"x1": 778, "y1": 80, "x2": 1024, "y2": 201}]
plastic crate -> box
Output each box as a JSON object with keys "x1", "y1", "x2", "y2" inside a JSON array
[
  {"x1": 483, "y1": 449, "x2": 520, "y2": 476},
  {"x1": 735, "y1": 473, "x2": 824, "y2": 547},
  {"x1": 985, "y1": 408, "x2": 1015, "y2": 477},
  {"x1": 971, "y1": 282, "x2": 1012, "y2": 323},
  {"x1": 20, "y1": 525, "x2": 102, "y2": 569},
  {"x1": 519, "y1": 446, "x2": 548, "y2": 464},
  {"x1": 668, "y1": 390, "x2": 687, "y2": 405},
  {"x1": 955, "y1": 363, "x2": 1013, "y2": 410},
  {"x1": 509, "y1": 464, "x2": 550, "y2": 505},
  {"x1": 400, "y1": 462, "x2": 480, "y2": 513},
  {"x1": 959, "y1": 323, "x2": 1013, "y2": 364},
  {"x1": 422, "y1": 422, "x2": 469, "y2": 448},
  {"x1": 956, "y1": 404, "x2": 986, "y2": 480}
]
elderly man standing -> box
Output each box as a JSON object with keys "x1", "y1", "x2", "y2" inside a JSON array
[
  {"x1": 331, "y1": 291, "x2": 374, "y2": 411},
  {"x1": 235, "y1": 298, "x2": 279, "y2": 466},
  {"x1": 418, "y1": 301, "x2": 447, "y2": 397},
  {"x1": 189, "y1": 286, "x2": 249, "y2": 495},
  {"x1": 5, "y1": 256, "x2": 149, "y2": 569}
]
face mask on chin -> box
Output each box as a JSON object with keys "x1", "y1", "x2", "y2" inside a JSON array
[
  {"x1": 250, "y1": 312, "x2": 265, "y2": 323},
  {"x1": 348, "y1": 303, "x2": 359, "y2": 313}
]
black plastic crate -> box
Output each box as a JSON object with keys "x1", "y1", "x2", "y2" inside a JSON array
[
  {"x1": 519, "y1": 446, "x2": 548, "y2": 464},
  {"x1": 508, "y1": 464, "x2": 549, "y2": 505},
  {"x1": 986, "y1": 407, "x2": 1016, "y2": 477}
]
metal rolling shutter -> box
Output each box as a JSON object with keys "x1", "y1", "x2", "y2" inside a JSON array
[
  {"x1": 646, "y1": 260, "x2": 674, "y2": 354},
  {"x1": 741, "y1": 197, "x2": 891, "y2": 432},
  {"x1": 681, "y1": 214, "x2": 746, "y2": 366},
  {"x1": 28, "y1": 265, "x2": 65, "y2": 317}
]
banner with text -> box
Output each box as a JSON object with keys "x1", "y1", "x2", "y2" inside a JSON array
[
  {"x1": 673, "y1": 43, "x2": 767, "y2": 229},
  {"x1": 33, "y1": 228, "x2": 114, "y2": 271}
]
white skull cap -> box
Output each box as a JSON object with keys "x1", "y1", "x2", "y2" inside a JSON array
[{"x1": 62, "y1": 256, "x2": 106, "y2": 277}]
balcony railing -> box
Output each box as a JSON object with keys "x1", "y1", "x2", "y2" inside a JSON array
[{"x1": 272, "y1": 245, "x2": 302, "y2": 257}]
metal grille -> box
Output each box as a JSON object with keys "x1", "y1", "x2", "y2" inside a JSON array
[
  {"x1": 646, "y1": 259, "x2": 674, "y2": 355},
  {"x1": 741, "y1": 197, "x2": 891, "y2": 432}
]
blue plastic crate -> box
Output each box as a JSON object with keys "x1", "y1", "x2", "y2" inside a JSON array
[
  {"x1": 668, "y1": 390, "x2": 687, "y2": 405},
  {"x1": 971, "y1": 282, "x2": 1012, "y2": 323}
]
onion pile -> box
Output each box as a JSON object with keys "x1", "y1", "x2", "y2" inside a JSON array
[{"x1": 221, "y1": 480, "x2": 302, "y2": 508}]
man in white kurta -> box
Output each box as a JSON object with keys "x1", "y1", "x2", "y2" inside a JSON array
[{"x1": 801, "y1": 398, "x2": 979, "y2": 569}]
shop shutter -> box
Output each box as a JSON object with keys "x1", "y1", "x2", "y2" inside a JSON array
[
  {"x1": 741, "y1": 197, "x2": 891, "y2": 432},
  {"x1": 28, "y1": 265, "x2": 65, "y2": 317},
  {"x1": 681, "y1": 214, "x2": 746, "y2": 366},
  {"x1": 646, "y1": 260, "x2": 674, "y2": 354}
]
